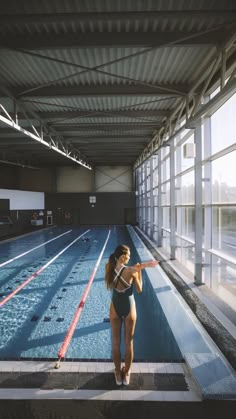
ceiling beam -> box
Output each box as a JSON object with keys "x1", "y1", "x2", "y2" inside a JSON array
[
  {"x1": 0, "y1": 135, "x2": 149, "y2": 142},
  {"x1": 1, "y1": 11, "x2": 236, "y2": 25},
  {"x1": 12, "y1": 110, "x2": 170, "y2": 120},
  {"x1": 52, "y1": 123, "x2": 158, "y2": 131},
  {"x1": 13, "y1": 84, "x2": 186, "y2": 98},
  {"x1": 0, "y1": 29, "x2": 229, "y2": 49},
  {"x1": 0, "y1": 124, "x2": 157, "y2": 134}
]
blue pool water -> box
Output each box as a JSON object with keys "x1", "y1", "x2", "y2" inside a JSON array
[{"x1": 0, "y1": 225, "x2": 182, "y2": 361}]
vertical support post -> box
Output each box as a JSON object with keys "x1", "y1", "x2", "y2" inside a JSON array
[
  {"x1": 170, "y1": 142, "x2": 176, "y2": 260},
  {"x1": 157, "y1": 152, "x2": 163, "y2": 246},
  {"x1": 136, "y1": 168, "x2": 141, "y2": 228},
  {"x1": 194, "y1": 121, "x2": 203, "y2": 284},
  {"x1": 141, "y1": 164, "x2": 145, "y2": 231},
  {"x1": 13, "y1": 100, "x2": 18, "y2": 124},
  {"x1": 144, "y1": 160, "x2": 148, "y2": 234},
  {"x1": 203, "y1": 115, "x2": 212, "y2": 287},
  {"x1": 175, "y1": 135, "x2": 182, "y2": 257},
  {"x1": 138, "y1": 167, "x2": 142, "y2": 229},
  {"x1": 150, "y1": 156, "x2": 154, "y2": 239},
  {"x1": 221, "y1": 48, "x2": 226, "y2": 90}
]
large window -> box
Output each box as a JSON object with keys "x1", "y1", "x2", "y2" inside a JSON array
[
  {"x1": 135, "y1": 90, "x2": 236, "y2": 312},
  {"x1": 204, "y1": 94, "x2": 236, "y2": 305}
]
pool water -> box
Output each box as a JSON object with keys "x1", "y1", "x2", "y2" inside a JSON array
[{"x1": 0, "y1": 226, "x2": 183, "y2": 362}]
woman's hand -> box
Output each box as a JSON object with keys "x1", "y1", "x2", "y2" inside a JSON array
[
  {"x1": 146, "y1": 260, "x2": 159, "y2": 268},
  {"x1": 134, "y1": 260, "x2": 159, "y2": 270}
]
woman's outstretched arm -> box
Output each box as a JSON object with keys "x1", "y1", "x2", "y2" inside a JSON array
[{"x1": 134, "y1": 260, "x2": 159, "y2": 271}]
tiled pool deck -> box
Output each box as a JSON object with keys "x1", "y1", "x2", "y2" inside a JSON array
[
  {"x1": 128, "y1": 226, "x2": 236, "y2": 400},
  {"x1": 0, "y1": 360, "x2": 199, "y2": 402}
]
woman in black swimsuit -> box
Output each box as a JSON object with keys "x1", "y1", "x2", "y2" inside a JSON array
[{"x1": 105, "y1": 244, "x2": 158, "y2": 385}]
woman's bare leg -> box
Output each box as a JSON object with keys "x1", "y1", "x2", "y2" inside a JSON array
[
  {"x1": 124, "y1": 303, "x2": 137, "y2": 373},
  {"x1": 110, "y1": 303, "x2": 122, "y2": 379}
]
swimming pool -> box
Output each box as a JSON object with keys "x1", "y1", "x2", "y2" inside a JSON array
[{"x1": 0, "y1": 225, "x2": 183, "y2": 362}]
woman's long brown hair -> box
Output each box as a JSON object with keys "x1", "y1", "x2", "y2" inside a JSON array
[{"x1": 105, "y1": 244, "x2": 130, "y2": 289}]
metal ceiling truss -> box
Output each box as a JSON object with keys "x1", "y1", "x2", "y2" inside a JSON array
[
  {"x1": 4, "y1": 21, "x2": 232, "y2": 103},
  {"x1": 2, "y1": 20, "x2": 231, "y2": 103},
  {"x1": 0, "y1": 93, "x2": 92, "y2": 170},
  {"x1": 134, "y1": 31, "x2": 236, "y2": 169},
  {"x1": 0, "y1": 9, "x2": 235, "y2": 169},
  {"x1": 10, "y1": 47, "x2": 186, "y2": 98}
]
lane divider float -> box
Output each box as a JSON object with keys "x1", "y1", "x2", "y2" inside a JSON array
[
  {"x1": 55, "y1": 228, "x2": 111, "y2": 369},
  {"x1": 0, "y1": 229, "x2": 91, "y2": 308},
  {"x1": 0, "y1": 229, "x2": 72, "y2": 269}
]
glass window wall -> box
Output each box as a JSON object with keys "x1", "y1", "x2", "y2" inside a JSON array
[{"x1": 135, "y1": 90, "x2": 236, "y2": 311}]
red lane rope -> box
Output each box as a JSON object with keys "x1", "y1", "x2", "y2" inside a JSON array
[
  {"x1": 57, "y1": 228, "x2": 111, "y2": 360},
  {"x1": 0, "y1": 229, "x2": 90, "y2": 308},
  {"x1": 0, "y1": 229, "x2": 72, "y2": 269}
]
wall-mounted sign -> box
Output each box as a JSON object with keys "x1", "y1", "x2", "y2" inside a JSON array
[{"x1": 89, "y1": 196, "x2": 96, "y2": 203}]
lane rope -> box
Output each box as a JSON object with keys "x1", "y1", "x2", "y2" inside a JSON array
[
  {"x1": 0, "y1": 229, "x2": 90, "y2": 308},
  {"x1": 0, "y1": 229, "x2": 72, "y2": 268},
  {"x1": 55, "y1": 228, "x2": 111, "y2": 367}
]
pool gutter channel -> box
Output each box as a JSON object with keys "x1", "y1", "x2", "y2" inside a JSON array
[{"x1": 127, "y1": 226, "x2": 236, "y2": 400}]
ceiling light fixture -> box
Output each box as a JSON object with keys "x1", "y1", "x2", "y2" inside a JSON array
[{"x1": 0, "y1": 113, "x2": 92, "y2": 170}]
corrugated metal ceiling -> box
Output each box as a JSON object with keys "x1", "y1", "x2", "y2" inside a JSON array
[{"x1": 0, "y1": 0, "x2": 235, "y2": 168}]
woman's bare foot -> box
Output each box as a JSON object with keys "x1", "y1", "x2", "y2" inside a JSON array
[
  {"x1": 122, "y1": 366, "x2": 131, "y2": 386},
  {"x1": 114, "y1": 369, "x2": 122, "y2": 385}
]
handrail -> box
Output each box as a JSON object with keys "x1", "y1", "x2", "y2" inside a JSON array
[
  {"x1": 0, "y1": 229, "x2": 90, "y2": 308},
  {"x1": 55, "y1": 228, "x2": 111, "y2": 368}
]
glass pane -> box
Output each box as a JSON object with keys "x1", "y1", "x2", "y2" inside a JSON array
[
  {"x1": 212, "y1": 206, "x2": 236, "y2": 259},
  {"x1": 212, "y1": 151, "x2": 236, "y2": 204},
  {"x1": 176, "y1": 207, "x2": 195, "y2": 241},
  {"x1": 153, "y1": 194, "x2": 158, "y2": 206},
  {"x1": 163, "y1": 207, "x2": 170, "y2": 229},
  {"x1": 175, "y1": 171, "x2": 194, "y2": 204},
  {"x1": 175, "y1": 237, "x2": 195, "y2": 273},
  {"x1": 209, "y1": 254, "x2": 236, "y2": 311},
  {"x1": 162, "y1": 230, "x2": 171, "y2": 255},
  {"x1": 153, "y1": 206, "x2": 158, "y2": 226},
  {"x1": 177, "y1": 135, "x2": 195, "y2": 173},
  {"x1": 211, "y1": 93, "x2": 236, "y2": 154},
  {"x1": 153, "y1": 168, "x2": 158, "y2": 188},
  {"x1": 161, "y1": 182, "x2": 170, "y2": 206},
  {"x1": 161, "y1": 157, "x2": 170, "y2": 181}
]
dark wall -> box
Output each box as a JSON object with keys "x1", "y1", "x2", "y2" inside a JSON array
[
  {"x1": 0, "y1": 166, "x2": 56, "y2": 192},
  {"x1": 0, "y1": 199, "x2": 10, "y2": 215},
  {"x1": 0, "y1": 209, "x2": 45, "y2": 240},
  {"x1": 45, "y1": 192, "x2": 136, "y2": 225}
]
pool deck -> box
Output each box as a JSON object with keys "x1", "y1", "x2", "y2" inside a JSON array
[
  {"x1": 128, "y1": 226, "x2": 236, "y2": 400},
  {"x1": 0, "y1": 360, "x2": 199, "y2": 402}
]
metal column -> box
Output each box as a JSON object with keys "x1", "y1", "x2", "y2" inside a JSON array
[
  {"x1": 157, "y1": 152, "x2": 163, "y2": 247},
  {"x1": 170, "y1": 142, "x2": 176, "y2": 259},
  {"x1": 194, "y1": 121, "x2": 203, "y2": 284},
  {"x1": 150, "y1": 156, "x2": 154, "y2": 239},
  {"x1": 203, "y1": 115, "x2": 212, "y2": 286}
]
